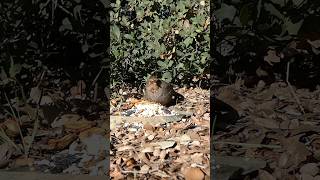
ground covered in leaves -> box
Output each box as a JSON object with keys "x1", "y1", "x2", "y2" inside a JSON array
[
  {"x1": 213, "y1": 80, "x2": 320, "y2": 180},
  {"x1": 110, "y1": 87, "x2": 210, "y2": 179},
  {"x1": 0, "y1": 80, "x2": 109, "y2": 176}
]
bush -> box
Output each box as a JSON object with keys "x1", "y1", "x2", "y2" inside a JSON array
[{"x1": 110, "y1": 0, "x2": 210, "y2": 87}]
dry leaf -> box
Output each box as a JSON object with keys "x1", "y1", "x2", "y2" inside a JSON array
[
  {"x1": 183, "y1": 167, "x2": 205, "y2": 180},
  {"x1": 3, "y1": 118, "x2": 20, "y2": 137},
  {"x1": 48, "y1": 134, "x2": 77, "y2": 150},
  {"x1": 78, "y1": 127, "x2": 105, "y2": 141},
  {"x1": 259, "y1": 169, "x2": 276, "y2": 180},
  {"x1": 254, "y1": 117, "x2": 280, "y2": 129},
  {"x1": 299, "y1": 163, "x2": 319, "y2": 176}
]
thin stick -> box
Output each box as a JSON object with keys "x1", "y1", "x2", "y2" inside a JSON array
[
  {"x1": 212, "y1": 141, "x2": 282, "y2": 149},
  {"x1": 286, "y1": 61, "x2": 305, "y2": 115},
  {"x1": 25, "y1": 70, "x2": 46, "y2": 155},
  {"x1": 4, "y1": 92, "x2": 26, "y2": 154},
  {"x1": 91, "y1": 67, "x2": 105, "y2": 87},
  {"x1": 25, "y1": 88, "x2": 43, "y2": 155},
  {"x1": 94, "y1": 82, "x2": 98, "y2": 102}
]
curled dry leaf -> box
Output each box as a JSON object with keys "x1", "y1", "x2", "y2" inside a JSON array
[
  {"x1": 125, "y1": 158, "x2": 136, "y2": 168},
  {"x1": 264, "y1": 49, "x2": 281, "y2": 65},
  {"x1": 3, "y1": 118, "x2": 20, "y2": 138}
]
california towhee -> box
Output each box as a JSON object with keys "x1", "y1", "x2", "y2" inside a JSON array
[{"x1": 144, "y1": 75, "x2": 184, "y2": 106}]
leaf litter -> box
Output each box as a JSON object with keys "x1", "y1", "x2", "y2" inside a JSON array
[
  {"x1": 213, "y1": 80, "x2": 320, "y2": 179},
  {"x1": 110, "y1": 87, "x2": 210, "y2": 179},
  {"x1": 0, "y1": 80, "x2": 109, "y2": 176}
]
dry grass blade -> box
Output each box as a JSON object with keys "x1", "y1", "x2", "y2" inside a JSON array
[
  {"x1": 286, "y1": 61, "x2": 305, "y2": 116},
  {"x1": 3, "y1": 92, "x2": 26, "y2": 154},
  {"x1": 0, "y1": 127, "x2": 20, "y2": 152}
]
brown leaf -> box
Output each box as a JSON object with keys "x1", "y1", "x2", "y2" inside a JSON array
[
  {"x1": 48, "y1": 134, "x2": 77, "y2": 150},
  {"x1": 259, "y1": 170, "x2": 276, "y2": 180},
  {"x1": 2, "y1": 118, "x2": 20, "y2": 138},
  {"x1": 254, "y1": 117, "x2": 280, "y2": 129},
  {"x1": 300, "y1": 163, "x2": 319, "y2": 176},
  {"x1": 182, "y1": 167, "x2": 205, "y2": 180},
  {"x1": 64, "y1": 118, "x2": 95, "y2": 133},
  {"x1": 78, "y1": 127, "x2": 105, "y2": 141}
]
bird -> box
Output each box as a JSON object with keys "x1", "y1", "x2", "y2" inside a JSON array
[
  {"x1": 144, "y1": 75, "x2": 184, "y2": 106},
  {"x1": 211, "y1": 97, "x2": 239, "y2": 134}
]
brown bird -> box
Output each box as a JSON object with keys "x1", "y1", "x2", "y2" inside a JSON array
[{"x1": 144, "y1": 75, "x2": 184, "y2": 106}]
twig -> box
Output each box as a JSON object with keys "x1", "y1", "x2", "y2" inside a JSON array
[
  {"x1": 94, "y1": 82, "x2": 98, "y2": 102},
  {"x1": 57, "y1": 4, "x2": 73, "y2": 17},
  {"x1": 3, "y1": 92, "x2": 26, "y2": 154},
  {"x1": 91, "y1": 67, "x2": 105, "y2": 87},
  {"x1": 286, "y1": 61, "x2": 305, "y2": 115},
  {"x1": 25, "y1": 88, "x2": 42, "y2": 155},
  {"x1": 212, "y1": 141, "x2": 282, "y2": 149},
  {"x1": 25, "y1": 71, "x2": 46, "y2": 155}
]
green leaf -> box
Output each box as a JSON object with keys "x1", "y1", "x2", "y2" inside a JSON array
[
  {"x1": 264, "y1": 3, "x2": 284, "y2": 20},
  {"x1": 168, "y1": 60, "x2": 174, "y2": 67},
  {"x1": 239, "y1": 4, "x2": 250, "y2": 25},
  {"x1": 162, "y1": 72, "x2": 172, "y2": 82},
  {"x1": 59, "y1": 17, "x2": 73, "y2": 31},
  {"x1": 200, "y1": 53, "x2": 208, "y2": 64},
  {"x1": 120, "y1": 16, "x2": 130, "y2": 26},
  {"x1": 214, "y1": 3, "x2": 237, "y2": 23},
  {"x1": 111, "y1": 25, "x2": 121, "y2": 41},
  {"x1": 176, "y1": 63, "x2": 185, "y2": 70},
  {"x1": 124, "y1": 33, "x2": 134, "y2": 40},
  {"x1": 157, "y1": 60, "x2": 166, "y2": 67},
  {"x1": 183, "y1": 37, "x2": 193, "y2": 47},
  {"x1": 0, "y1": 67, "x2": 9, "y2": 83},
  {"x1": 284, "y1": 18, "x2": 303, "y2": 35},
  {"x1": 9, "y1": 59, "x2": 21, "y2": 78},
  {"x1": 99, "y1": 0, "x2": 108, "y2": 8},
  {"x1": 136, "y1": 9, "x2": 144, "y2": 20}
]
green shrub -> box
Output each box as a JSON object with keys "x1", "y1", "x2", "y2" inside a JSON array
[{"x1": 110, "y1": 0, "x2": 210, "y2": 87}]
